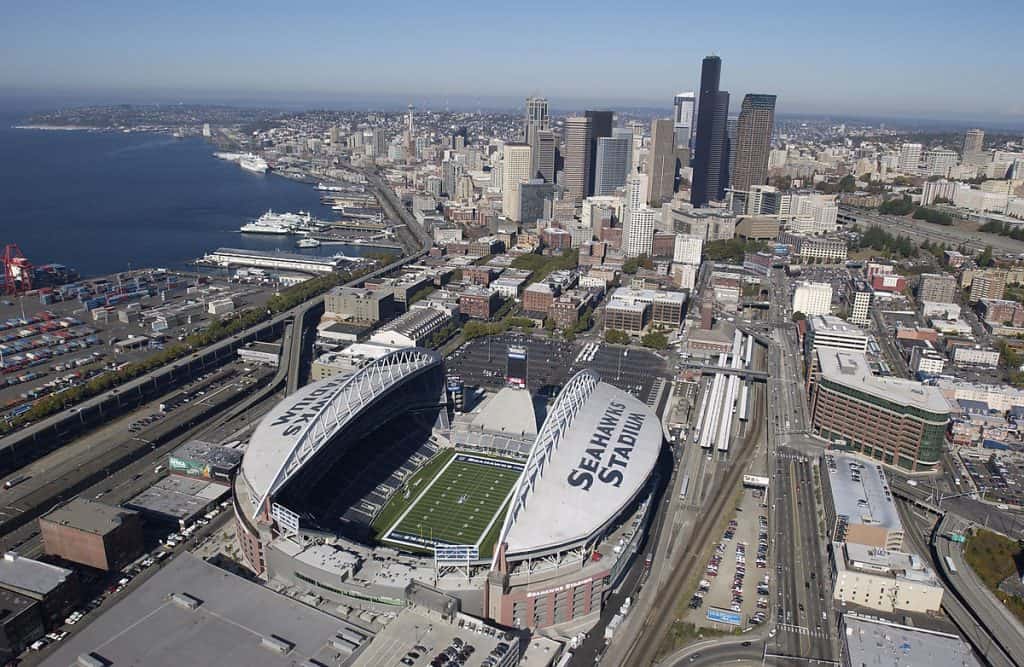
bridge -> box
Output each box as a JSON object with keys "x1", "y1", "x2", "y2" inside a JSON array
[{"x1": 681, "y1": 362, "x2": 768, "y2": 381}]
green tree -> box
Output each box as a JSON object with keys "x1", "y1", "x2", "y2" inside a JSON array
[
  {"x1": 605, "y1": 329, "x2": 630, "y2": 345},
  {"x1": 978, "y1": 245, "x2": 994, "y2": 267},
  {"x1": 641, "y1": 330, "x2": 669, "y2": 350},
  {"x1": 791, "y1": 311, "x2": 807, "y2": 322}
]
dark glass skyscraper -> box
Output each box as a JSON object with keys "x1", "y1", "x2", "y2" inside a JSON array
[
  {"x1": 691, "y1": 56, "x2": 730, "y2": 207},
  {"x1": 585, "y1": 110, "x2": 614, "y2": 196},
  {"x1": 731, "y1": 94, "x2": 777, "y2": 192}
]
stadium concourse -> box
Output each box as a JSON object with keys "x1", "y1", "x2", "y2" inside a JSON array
[{"x1": 232, "y1": 347, "x2": 665, "y2": 631}]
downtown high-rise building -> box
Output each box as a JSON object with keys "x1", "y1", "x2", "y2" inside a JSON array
[
  {"x1": 524, "y1": 97, "x2": 554, "y2": 181},
  {"x1": 963, "y1": 128, "x2": 985, "y2": 165},
  {"x1": 623, "y1": 172, "x2": 654, "y2": 257},
  {"x1": 691, "y1": 55, "x2": 730, "y2": 207},
  {"x1": 731, "y1": 94, "x2": 777, "y2": 192},
  {"x1": 502, "y1": 143, "x2": 533, "y2": 222},
  {"x1": 647, "y1": 118, "x2": 677, "y2": 206},
  {"x1": 585, "y1": 110, "x2": 614, "y2": 196},
  {"x1": 562, "y1": 116, "x2": 593, "y2": 203},
  {"x1": 673, "y1": 92, "x2": 696, "y2": 150},
  {"x1": 594, "y1": 129, "x2": 633, "y2": 196},
  {"x1": 898, "y1": 143, "x2": 923, "y2": 175}
]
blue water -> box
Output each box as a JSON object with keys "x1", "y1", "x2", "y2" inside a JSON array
[{"x1": 0, "y1": 112, "x2": 385, "y2": 278}]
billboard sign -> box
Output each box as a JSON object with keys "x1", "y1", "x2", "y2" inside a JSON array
[
  {"x1": 706, "y1": 607, "x2": 742, "y2": 626},
  {"x1": 435, "y1": 544, "x2": 479, "y2": 564}
]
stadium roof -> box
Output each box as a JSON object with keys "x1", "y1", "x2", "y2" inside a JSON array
[
  {"x1": 496, "y1": 370, "x2": 662, "y2": 559},
  {"x1": 471, "y1": 388, "x2": 538, "y2": 437},
  {"x1": 240, "y1": 347, "x2": 442, "y2": 513}
]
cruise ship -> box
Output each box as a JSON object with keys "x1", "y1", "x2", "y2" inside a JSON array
[
  {"x1": 239, "y1": 154, "x2": 269, "y2": 173},
  {"x1": 240, "y1": 210, "x2": 324, "y2": 235}
]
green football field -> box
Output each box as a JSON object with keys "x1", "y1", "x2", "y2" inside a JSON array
[{"x1": 381, "y1": 453, "x2": 522, "y2": 555}]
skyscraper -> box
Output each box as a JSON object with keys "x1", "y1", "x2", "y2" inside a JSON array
[
  {"x1": 691, "y1": 56, "x2": 730, "y2": 207},
  {"x1": 898, "y1": 143, "x2": 923, "y2": 175},
  {"x1": 594, "y1": 129, "x2": 633, "y2": 196},
  {"x1": 731, "y1": 94, "x2": 777, "y2": 192},
  {"x1": 534, "y1": 129, "x2": 556, "y2": 183},
  {"x1": 563, "y1": 116, "x2": 593, "y2": 203},
  {"x1": 585, "y1": 110, "x2": 614, "y2": 196},
  {"x1": 648, "y1": 118, "x2": 677, "y2": 206},
  {"x1": 502, "y1": 143, "x2": 533, "y2": 222},
  {"x1": 673, "y1": 92, "x2": 696, "y2": 150},
  {"x1": 963, "y1": 128, "x2": 985, "y2": 165},
  {"x1": 524, "y1": 97, "x2": 552, "y2": 180},
  {"x1": 623, "y1": 172, "x2": 654, "y2": 257}
]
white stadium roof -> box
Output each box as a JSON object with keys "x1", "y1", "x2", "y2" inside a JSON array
[
  {"x1": 496, "y1": 370, "x2": 662, "y2": 559},
  {"x1": 240, "y1": 348, "x2": 441, "y2": 514}
]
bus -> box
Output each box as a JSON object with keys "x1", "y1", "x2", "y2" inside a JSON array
[
  {"x1": 944, "y1": 555, "x2": 958, "y2": 574},
  {"x1": 679, "y1": 475, "x2": 690, "y2": 500},
  {"x1": 3, "y1": 475, "x2": 29, "y2": 490}
]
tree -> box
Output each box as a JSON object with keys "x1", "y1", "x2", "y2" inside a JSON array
[
  {"x1": 791, "y1": 311, "x2": 806, "y2": 322},
  {"x1": 979, "y1": 245, "x2": 994, "y2": 267},
  {"x1": 641, "y1": 330, "x2": 669, "y2": 350},
  {"x1": 605, "y1": 329, "x2": 630, "y2": 345}
]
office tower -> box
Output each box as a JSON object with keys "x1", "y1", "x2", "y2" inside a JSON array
[
  {"x1": 585, "y1": 110, "x2": 614, "y2": 196},
  {"x1": 898, "y1": 143, "x2": 922, "y2": 175},
  {"x1": 594, "y1": 131, "x2": 632, "y2": 196},
  {"x1": 923, "y1": 149, "x2": 958, "y2": 178},
  {"x1": 963, "y1": 128, "x2": 984, "y2": 164},
  {"x1": 534, "y1": 129, "x2": 556, "y2": 183},
  {"x1": 524, "y1": 96, "x2": 552, "y2": 180},
  {"x1": 563, "y1": 116, "x2": 592, "y2": 202},
  {"x1": 624, "y1": 208, "x2": 655, "y2": 257},
  {"x1": 673, "y1": 92, "x2": 696, "y2": 150},
  {"x1": 405, "y1": 105, "x2": 415, "y2": 159},
  {"x1": 525, "y1": 96, "x2": 550, "y2": 142},
  {"x1": 692, "y1": 55, "x2": 730, "y2": 206},
  {"x1": 731, "y1": 94, "x2": 777, "y2": 192},
  {"x1": 442, "y1": 158, "x2": 463, "y2": 197},
  {"x1": 648, "y1": 118, "x2": 677, "y2": 206},
  {"x1": 726, "y1": 117, "x2": 738, "y2": 188},
  {"x1": 502, "y1": 143, "x2": 533, "y2": 221},
  {"x1": 519, "y1": 179, "x2": 555, "y2": 225},
  {"x1": 371, "y1": 128, "x2": 388, "y2": 157},
  {"x1": 623, "y1": 172, "x2": 653, "y2": 256}
]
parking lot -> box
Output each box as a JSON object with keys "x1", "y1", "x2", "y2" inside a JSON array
[
  {"x1": 687, "y1": 486, "x2": 771, "y2": 629},
  {"x1": 961, "y1": 449, "x2": 1024, "y2": 507},
  {"x1": 0, "y1": 269, "x2": 273, "y2": 427},
  {"x1": 445, "y1": 334, "x2": 669, "y2": 405}
]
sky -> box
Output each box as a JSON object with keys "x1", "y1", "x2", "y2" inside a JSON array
[{"x1": 2, "y1": 0, "x2": 1022, "y2": 123}]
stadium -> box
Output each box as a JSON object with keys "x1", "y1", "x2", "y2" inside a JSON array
[{"x1": 233, "y1": 347, "x2": 665, "y2": 630}]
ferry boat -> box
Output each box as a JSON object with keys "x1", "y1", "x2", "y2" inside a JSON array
[
  {"x1": 295, "y1": 238, "x2": 321, "y2": 248},
  {"x1": 240, "y1": 210, "x2": 324, "y2": 235},
  {"x1": 239, "y1": 153, "x2": 269, "y2": 173}
]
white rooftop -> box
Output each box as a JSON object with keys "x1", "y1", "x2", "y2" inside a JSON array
[
  {"x1": 842, "y1": 614, "x2": 981, "y2": 667},
  {"x1": 0, "y1": 552, "x2": 73, "y2": 595},
  {"x1": 503, "y1": 380, "x2": 661, "y2": 555},
  {"x1": 471, "y1": 388, "x2": 538, "y2": 437},
  {"x1": 824, "y1": 453, "x2": 903, "y2": 532},
  {"x1": 817, "y1": 349, "x2": 951, "y2": 415}
]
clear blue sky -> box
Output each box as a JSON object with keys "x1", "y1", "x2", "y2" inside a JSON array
[{"x1": 2, "y1": 0, "x2": 1021, "y2": 121}]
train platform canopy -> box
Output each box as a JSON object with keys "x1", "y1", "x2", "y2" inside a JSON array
[{"x1": 502, "y1": 374, "x2": 662, "y2": 557}]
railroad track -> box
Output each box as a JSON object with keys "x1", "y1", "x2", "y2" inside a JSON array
[{"x1": 621, "y1": 390, "x2": 765, "y2": 666}]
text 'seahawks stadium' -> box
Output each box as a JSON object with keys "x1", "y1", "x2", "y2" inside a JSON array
[{"x1": 233, "y1": 347, "x2": 664, "y2": 630}]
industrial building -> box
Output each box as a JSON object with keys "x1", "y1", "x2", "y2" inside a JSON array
[
  {"x1": 124, "y1": 476, "x2": 230, "y2": 528},
  {"x1": 830, "y1": 542, "x2": 942, "y2": 614},
  {"x1": 0, "y1": 552, "x2": 79, "y2": 631},
  {"x1": 167, "y1": 439, "x2": 243, "y2": 483},
  {"x1": 369, "y1": 307, "x2": 450, "y2": 347},
  {"x1": 324, "y1": 285, "x2": 396, "y2": 324},
  {"x1": 40, "y1": 499, "x2": 145, "y2": 571}
]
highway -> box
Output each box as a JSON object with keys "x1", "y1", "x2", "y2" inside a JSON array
[
  {"x1": 897, "y1": 504, "x2": 1019, "y2": 667},
  {"x1": 840, "y1": 205, "x2": 1024, "y2": 256}
]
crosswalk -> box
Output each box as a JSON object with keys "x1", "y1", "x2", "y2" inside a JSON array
[{"x1": 776, "y1": 622, "x2": 828, "y2": 639}]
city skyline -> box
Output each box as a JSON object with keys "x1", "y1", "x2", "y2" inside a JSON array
[{"x1": 2, "y1": 1, "x2": 1022, "y2": 122}]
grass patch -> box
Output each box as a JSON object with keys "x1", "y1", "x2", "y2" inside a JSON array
[
  {"x1": 963, "y1": 528, "x2": 1024, "y2": 625},
  {"x1": 370, "y1": 449, "x2": 454, "y2": 541},
  {"x1": 662, "y1": 621, "x2": 736, "y2": 651},
  {"x1": 511, "y1": 249, "x2": 579, "y2": 284}
]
